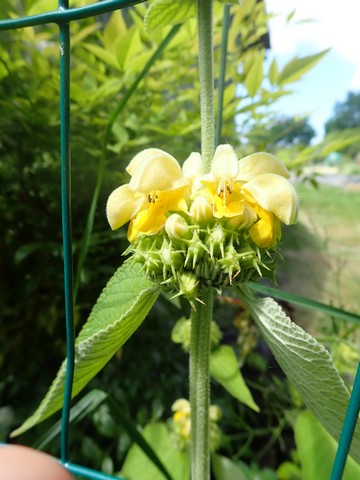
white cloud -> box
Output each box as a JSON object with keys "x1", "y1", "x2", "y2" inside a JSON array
[{"x1": 267, "y1": 0, "x2": 360, "y2": 87}]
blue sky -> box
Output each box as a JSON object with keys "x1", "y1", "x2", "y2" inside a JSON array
[{"x1": 266, "y1": 0, "x2": 360, "y2": 140}]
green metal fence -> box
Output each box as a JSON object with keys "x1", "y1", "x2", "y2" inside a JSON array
[{"x1": 0, "y1": 2, "x2": 359, "y2": 479}]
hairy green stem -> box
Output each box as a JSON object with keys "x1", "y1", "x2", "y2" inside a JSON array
[
  {"x1": 215, "y1": 4, "x2": 231, "y2": 146},
  {"x1": 196, "y1": 0, "x2": 215, "y2": 174},
  {"x1": 189, "y1": 288, "x2": 214, "y2": 480},
  {"x1": 190, "y1": 1, "x2": 215, "y2": 478}
]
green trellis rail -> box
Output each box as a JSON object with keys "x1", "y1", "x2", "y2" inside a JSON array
[{"x1": 1, "y1": 2, "x2": 359, "y2": 479}]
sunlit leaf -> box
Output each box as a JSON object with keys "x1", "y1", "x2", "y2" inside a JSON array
[
  {"x1": 245, "y1": 50, "x2": 264, "y2": 97},
  {"x1": 145, "y1": 0, "x2": 195, "y2": 32},
  {"x1": 268, "y1": 58, "x2": 278, "y2": 86},
  {"x1": 278, "y1": 49, "x2": 329, "y2": 86}
]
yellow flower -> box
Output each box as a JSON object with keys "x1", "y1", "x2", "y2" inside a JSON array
[
  {"x1": 239, "y1": 152, "x2": 298, "y2": 247},
  {"x1": 172, "y1": 398, "x2": 191, "y2": 441},
  {"x1": 199, "y1": 145, "x2": 298, "y2": 247},
  {"x1": 106, "y1": 149, "x2": 189, "y2": 242},
  {"x1": 199, "y1": 145, "x2": 255, "y2": 228},
  {"x1": 171, "y1": 398, "x2": 223, "y2": 451}
]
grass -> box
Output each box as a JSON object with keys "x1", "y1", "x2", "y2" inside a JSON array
[{"x1": 277, "y1": 182, "x2": 360, "y2": 322}]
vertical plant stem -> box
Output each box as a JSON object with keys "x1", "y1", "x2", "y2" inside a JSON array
[
  {"x1": 215, "y1": 4, "x2": 231, "y2": 147},
  {"x1": 196, "y1": 0, "x2": 215, "y2": 173},
  {"x1": 190, "y1": 288, "x2": 214, "y2": 480},
  {"x1": 190, "y1": 1, "x2": 215, "y2": 479}
]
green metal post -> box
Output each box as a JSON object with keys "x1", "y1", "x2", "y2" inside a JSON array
[
  {"x1": 330, "y1": 362, "x2": 360, "y2": 479},
  {"x1": 58, "y1": 0, "x2": 75, "y2": 464}
]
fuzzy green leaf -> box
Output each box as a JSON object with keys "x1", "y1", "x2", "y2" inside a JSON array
[
  {"x1": 144, "y1": 0, "x2": 195, "y2": 32},
  {"x1": 277, "y1": 49, "x2": 329, "y2": 86},
  {"x1": 210, "y1": 345, "x2": 259, "y2": 412},
  {"x1": 239, "y1": 287, "x2": 360, "y2": 464},
  {"x1": 12, "y1": 262, "x2": 159, "y2": 437}
]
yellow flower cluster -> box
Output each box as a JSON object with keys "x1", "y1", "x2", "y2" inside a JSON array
[
  {"x1": 106, "y1": 144, "x2": 298, "y2": 248},
  {"x1": 106, "y1": 145, "x2": 298, "y2": 295},
  {"x1": 170, "y1": 398, "x2": 222, "y2": 451}
]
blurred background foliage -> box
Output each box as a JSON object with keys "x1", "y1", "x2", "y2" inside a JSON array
[{"x1": 0, "y1": 0, "x2": 359, "y2": 478}]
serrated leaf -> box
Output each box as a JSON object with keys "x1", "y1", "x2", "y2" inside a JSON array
[
  {"x1": 210, "y1": 345, "x2": 259, "y2": 412},
  {"x1": 245, "y1": 50, "x2": 264, "y2": 97},
  {"x1": 12, "y1": 262, "x2": 159, "y2": 437},
  {"x1": 278, "y1": 49, "x2": 329, "y2": 86},
  {"x1": 121, "y1": 422, "x2": 188, "y2": 480},
  {"x1": 295, "y1": 411, "x2": 360, "y2": 479},
  {"x1": 145, "y1": 0, "x2": 195, "y2": 33},
  {"x1": 238, "y1": 287, "x2": 360, "y2": 464}
]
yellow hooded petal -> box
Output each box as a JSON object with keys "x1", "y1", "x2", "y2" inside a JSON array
[
  {"x1": 128, "y1": 148, "x2": 186, "y2": 193},
  {"x1": 106, "y1": 184, "x2": 145, "y2": 230},
  {"x1": 238, "y1": 152, "x2": 290, "y2": 181},
  {"x1": 211, "y1": 144, "x2": 239, "y2": 181},
  {"x1": 249, "y1": 212, "x2": 281, "y2": 248},
  {"x1": 126, "y1": 148, "x2": 163, "y2": 176},
  {"x1": 242, "y1": 173, "x2": 298, "y2": 224},
  {"x1": 132, "y1": 208, "x2": 167, "y2": 236}
]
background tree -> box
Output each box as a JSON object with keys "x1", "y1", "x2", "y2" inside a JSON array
[
  {"x1": 325, "y1": 91, "x2": 360, "y2": 132},
  {"x1": 246, "y1": 115, "x2": 316, "y2": 152},
  {"x1": 268, "y1": 116, "x2": 316, "y2": 146},
  {"x1": 324, "y1": 91, "x2": 360, "y2": 160}
]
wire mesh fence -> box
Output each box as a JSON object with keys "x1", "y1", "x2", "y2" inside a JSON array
[{"x1": 1, "y1": 2, "x2": 359, "y2": 479}]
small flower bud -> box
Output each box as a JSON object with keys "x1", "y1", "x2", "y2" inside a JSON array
[
  {"x1": 165, "y1": 214, "x2": 189, "y2": 239},
  {"x1": 208, "y1": 224, "x2": 225, "y2": 258},
  {"x1": 177, "y1": 272, "x2": 198, "y2": 300},
  {"x1": 189, "y1": 196, "x2": 213, "y2": 222},
  {"x1": 172, "y1": 398, "x2": 191, "y2": 414},
  {"x1": 209, "y1": 405, "x2": 222, "y2": 421}
]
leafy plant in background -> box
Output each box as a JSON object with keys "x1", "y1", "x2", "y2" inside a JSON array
[{"x1": 1, "y1": 1, "x2": 360, "y2": 479}]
